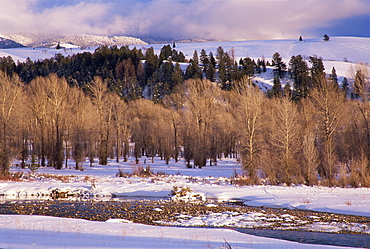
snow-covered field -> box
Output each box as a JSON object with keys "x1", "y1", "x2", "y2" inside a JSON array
[
  {"x1": 3, "y1": 158, "x2": 370, "y2": 218},
  {"x1": 0, "y1": 36, "x2": 370, "y2": 248},
  {"x1": 1, "y1": 214, "x2": 356, "y2": 249},
  {"x1": 0, "y1": 157, "x2": 369, "y2": 248}
]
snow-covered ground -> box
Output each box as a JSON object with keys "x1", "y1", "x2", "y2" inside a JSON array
[
  {"x1": 148, "y1": 36, "x2": 370, "y2": 77},
  {"x1": 3, "y1": 157, "x2": 370, "y2": 218},
  {"x1": 0, "y1": 36, "x2": 369, "y2": 248},
  {"x1": 1, "y1": 214, "x2": 357, "y2": 249},
  {"x1": 1, "y1": 157, "x2": 369, "y2": 248}
]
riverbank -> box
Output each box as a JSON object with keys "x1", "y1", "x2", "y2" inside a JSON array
[{"x1": 1, "y1": 199, "x2": 369, "y2": 247}]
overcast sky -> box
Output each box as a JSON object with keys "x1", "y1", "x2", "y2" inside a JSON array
[{"x1": 0, "y1": 0, "x2": 369, "y2": 40}]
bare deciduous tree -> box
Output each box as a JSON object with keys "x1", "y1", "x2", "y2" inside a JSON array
[
  {"x1": 89, "y1": 77, "x2": 112, "y2": 165},
  {"x1": 181, "y1": 79, "x2": 224, "y2": 168},
  {"x1": 233, "y1": 83, "x2": 266, "y2": 184},
  {"x1": 0, "y1": 72, "x2": 23, "y2": 176},
  {"x1": 310, "y1": 79, "x2": 345, "y2": 184},
  {"x1": 69, "y1": 86, "x2": 96, "y2": 170},
  {"x1": 269, "y1": 97, "x2": 303, "y2": 184},
  {"x1": 300, "y1": 98, "x2": 320, "y2": 185},
  {"x1": 27, "y1": 76, "x2": 50, "y2": 167},
  {"x1": 110, "y1": 94, "x2": 130, "y2": 163}
]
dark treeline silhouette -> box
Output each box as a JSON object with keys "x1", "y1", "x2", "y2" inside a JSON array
[
  {"x1": 0, "y1": 45, "x2": 268, "y2": 101},
  {"x1": 0, "y1": 45, "x2": 369, "y2": 187}
]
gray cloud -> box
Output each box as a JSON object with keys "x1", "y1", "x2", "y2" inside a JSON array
[{"x1": 0, "y1": 0, "x2": 369, "y2": 40}]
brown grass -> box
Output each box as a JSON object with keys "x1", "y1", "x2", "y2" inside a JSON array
[{"x1": 0, "y1": 172, "x2": 24, "y2": 181}]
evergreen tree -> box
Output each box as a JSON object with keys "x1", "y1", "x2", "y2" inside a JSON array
[
  {"x1": 239, "y1": 58, "x2": 244, "y2": 67},
  {"x1": 309, "y1": 56, "x2": 325, "y2": 88},
  {"x1": 176, "y1": 51, "x2": 186, "y2": 62},
  {"x1": 156, "y1": 61, "x2": 174, "y2": 89},
  {"x1": 272, "y1": 52, "x2": 286, "y2": 78},
  {"x1": 171, "y1": 62, "x2": 183, "y2": 89},
  {"x1": 208, "y1": 63, "x2": 216, "y2": 82},
  {"x1": 283, "y1": 82, "x2": 292, "y2": 98},
  {"x1": 192, "y1": 50, "x2": 199, "y2": 66},
  {"x1": 159, "y1": 45, "x2": 172, "y2": 62},
  {"x1": 209, "y1": 52, "x2": 216, "y2": 68},
  {"x1": 330, "y1": 67, "x2": 338, "y2": 85},
  {"x1": 200, "y1": 49, "x2": 210, "y2": 79},
  {"x1": 216, "y1": 47, "x2": 227, "y2": 87},
  {"x1": 353, "y1": 69, "x2": 366, "y2": 97},
  {"x1": 184, "y1": 50, "x2": 202, "y2": 80},
  {"x1": 270, "y1": 75, "x2": 282, "y2": 97},
  {"x1": 216, "y1": 46, "x2": 225, "y2": 64},
  {"x1": 0, "y1": 56, "x2": 16, "y2": 76},
  {"x1": 342, "y1": 77, "x2": 349, "y2": 94},
  {"x1": 200, "y1": 50, "x2": 216, "y2": 82},
  {"x1": 145, "y1": 47, "x2": 158, "y2": 80},
  {"x1": 200, "y1": 49, "x2": 209, "y2": 65},
  {"x1": 289, "y1": 55, "x2": 310, "y2": 99},
  {"x1": 225, "y1": 52, "x2": 236, "y2": 87},
  {"x1": 171, "y1": 50, "x2": 185, "y2": 62},
  {"x1": 261, "y1": 57, "x2": 267, "y2": 73},
  {"x1": 256, "y1": 59, "x2": 262, "y2": 74},
  {"x1": 242, "y1": 57, "x2": 255, "y2": 77}
]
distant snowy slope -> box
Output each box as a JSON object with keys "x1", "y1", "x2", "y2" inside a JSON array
[
  {"x1": 0, "y1": 33, "x2": 56, "y2": 47},
  {"x1": 51, "y1": 35, "x2": 148, "y2": 47},
  {"x1": 0, "y1": 33, "x2": 147, "y2": 48},
  {"x1": 143, "y1": 36, "x2": 370, "y2": 87},
  {"x1": 0, "y1": 37, "x2": 24, "y2": 49},
  {"x1": 155, "y1": 37, "x2": 370, "y2": 64},
  {"x1": 0, "y1": 36, "x2": 368, "y2": 84}
]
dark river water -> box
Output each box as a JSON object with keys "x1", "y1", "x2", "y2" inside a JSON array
[
  {"x1": 0, "y1": 199, "x2": 369, "y2": 248},
  {"x1": 234, "y1": 228, "x2": 370, "y2": 248}
]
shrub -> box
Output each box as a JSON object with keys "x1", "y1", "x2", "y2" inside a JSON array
[
  {"x1": 132, "y1": 165, "x2": 153, "y2": 177},
  {"x1": 0, "y1": 172, "x2": 23, "y2": 181},
  {"x1": 170, "y1": 186, "x2": 192, "y2": 197},
  {"x1": 116, "y1": 164, "x2": 154, "y2": 178}
]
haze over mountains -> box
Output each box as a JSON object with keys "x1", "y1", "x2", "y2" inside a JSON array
[
  {"x1": 0, "y1": 33, "x2": 148, "y2": 48},
  {"x1": 0, "y1": 33, "x2": 217, "y2": 49}
]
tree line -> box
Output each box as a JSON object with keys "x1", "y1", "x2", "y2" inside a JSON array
[
  {"x1": 0, "y1": 45, "x2": 369, "y2": 187},
  {"x1": 0, "y1": 45, "x2": 272, "y2": 102}
]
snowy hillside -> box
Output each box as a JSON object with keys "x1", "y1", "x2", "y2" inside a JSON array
[
  {"x1": 0, "y1": 33, "x2": 147, "y2": 48},
  {"x1": 1, "y1": 36, "x2": 368, "y2": 81},
  {"x1": 165, "y1": 37, "x2": 370, "y2": 64},
  {"x1": 0, "y1": 36, "x2": 368, "y2": 91},
  {"x1": 147, "y1": 36, "x2": 370, "y2": 89},
  {"x1": 0, "y1": 37, "x2": 24, "y2": 49}
]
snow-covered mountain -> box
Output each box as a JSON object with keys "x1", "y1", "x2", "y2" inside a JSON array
[
  {"x1": 0, "y1": 37, "x2": 24, "y2": 49},
  {"x1": 0, "y1": 33, "x2": 147, "y2": 48}
]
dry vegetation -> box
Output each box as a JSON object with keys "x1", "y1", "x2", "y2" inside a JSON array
[{"x1": 0, "y1": 67, "x2": 370, "y2": 187}]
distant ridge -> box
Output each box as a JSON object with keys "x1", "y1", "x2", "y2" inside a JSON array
[
  {"x1": 0, "y1": 37, "x2": 24, "y2": 49},
  {"x1": 0, "y1": 33, "x2": 148, "y2": 48},
  {"x1": 140, "y1": 37, "x2": 216, "y2": 44}
]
